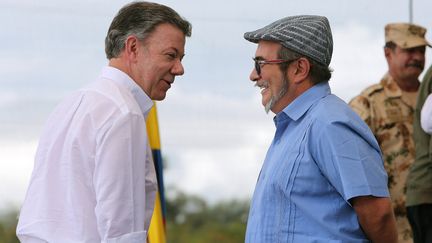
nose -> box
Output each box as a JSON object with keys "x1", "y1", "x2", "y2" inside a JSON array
[
  {"x1": 250, "y1": 67, "x2": 260, "y2": 82},
  {"x1": 410, "y1": 47, "x2": 426, "y2": 61},
  {"x1": 413, "y1": 50, "x2": 425, "y2": 61},
  {"x1": 171, "y1": 60, "x2": 185, "y2": 76}
]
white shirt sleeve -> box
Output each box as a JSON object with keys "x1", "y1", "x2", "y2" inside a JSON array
[
  {"x1": 421, "y1": 94, "x2": 432, "y2": 134},
  {"x1": 93, "y1": 111, "x2": 149, "y2": 241},
  {"x1": 104, "y1": 231, "x2": 147, "y2": 243}
]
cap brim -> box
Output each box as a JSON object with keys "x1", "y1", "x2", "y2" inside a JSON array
[
  {"x1": 244, "y1": 30, "x2": 281, "y2": 44},
  {"x1": 394, "y1": 38, "x2": 432, "y2": 49}
]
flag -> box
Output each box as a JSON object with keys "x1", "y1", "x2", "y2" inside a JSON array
[{"x1": 146, "y1": 102, "x2": 167, "y2": 243}]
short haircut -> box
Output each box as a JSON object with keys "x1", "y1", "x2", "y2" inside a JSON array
[
  {"x1": 105, "y1": 1, "x2": 192, "y2": 59},
  {"x1": 277, "y1": 46, "x2": 332, "y2": 84},
  {"x1": 384, "y1": 41, "x2": 397, "y2": 50}
]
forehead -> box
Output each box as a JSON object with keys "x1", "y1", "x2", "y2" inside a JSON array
[
  {"x1": 255, "y1": 40, "x2": 282, "y2": 58},
  {"x1": 145, "y1": 23, "x2": 186, "y2": 52},
  {"x1": 394, "y1": 45, "x2": 426, "y2": 54}
]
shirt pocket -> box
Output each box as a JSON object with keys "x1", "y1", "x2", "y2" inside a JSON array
[
  {"x1": 272, "y1": 130, "x2": 310, "y2": 193},
  {"x1": 273, "y1": 147, "x2": 302, "y2": 194}
]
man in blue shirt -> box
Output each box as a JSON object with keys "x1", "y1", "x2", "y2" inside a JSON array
[{"x1": 244, "y1": 15, "x2": 398, "y2": 242}]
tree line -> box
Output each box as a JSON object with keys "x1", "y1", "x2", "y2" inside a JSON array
[{"x1": 0, "y1": 190, "x2": 249, "y2": 243}]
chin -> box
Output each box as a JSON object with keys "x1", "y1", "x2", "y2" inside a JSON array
[
  {"x1": 153, "y1": 96, "x2": 166, "y2": 101},
  {"x1": 152, "y1": 93, "x2": 167, "y2": 101}
]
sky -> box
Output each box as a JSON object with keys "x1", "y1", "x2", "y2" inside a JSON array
[{"x1": 1, "y1": 0, "x2": 432, "y2": 211}]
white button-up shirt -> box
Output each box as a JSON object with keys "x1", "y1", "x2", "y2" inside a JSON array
[
  {"x1": 17, "y1": 66, "x2": 157, "y2": 243},
  {"x1": 421, "y1": 93, "x2": 432, "y2": 134}
]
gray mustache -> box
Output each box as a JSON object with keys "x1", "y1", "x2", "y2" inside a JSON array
[{"x1": 407, "y1": 62, "x2": 424, "y2": 69}]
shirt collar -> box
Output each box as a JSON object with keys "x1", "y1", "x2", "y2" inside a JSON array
[
  {"x1": 276, "y1": 82, "x2": 331, "y2": 123},
  {"x1": 100, "y1": 66, "x2": 153, "y2": 117},
  {"x1": 381, "y1": 73, "x2": 402, "y2": 98}
]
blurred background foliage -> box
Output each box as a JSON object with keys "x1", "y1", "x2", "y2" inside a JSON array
[
  {"x1": 0, "y1": 189, "x2": 249, "y2": 243},
  {"x1": 0, "y1": 208, "x2": 19, "y2": 243},
  {"x1": 165, "y1": 190, "x2": 249, "y2": 243}
]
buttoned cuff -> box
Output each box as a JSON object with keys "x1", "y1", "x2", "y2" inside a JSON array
[{"x1": 105, "y1": 231, "x2": 147, "y2": 243}]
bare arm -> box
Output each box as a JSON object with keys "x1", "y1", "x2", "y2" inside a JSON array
[{"x1": 351, "y1": 196, "x2": 397, "y2": 243}]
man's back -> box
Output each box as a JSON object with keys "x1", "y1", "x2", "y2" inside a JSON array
[{"x1": 17, "y1": 67, "x2": 157, "y2": 242}]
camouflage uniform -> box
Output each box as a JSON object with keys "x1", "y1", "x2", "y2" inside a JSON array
[{"x1": 349, "y1": 73, "x2": 416, "y2": 243}]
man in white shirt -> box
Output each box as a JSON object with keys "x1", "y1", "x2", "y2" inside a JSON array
[
  {"x1": 409, "y1": 64, "x2": 432, "y2": 243},
  {"x1": 421, "y1": 66, "x2": 432, "y2": 133},
  {"x1": 16, "y1": 2, "x2": 191, "y2": 242}
]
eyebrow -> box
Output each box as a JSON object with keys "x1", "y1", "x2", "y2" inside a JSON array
[{"x1": 169, "y1": 47, "x2": 185, "y2": 57}]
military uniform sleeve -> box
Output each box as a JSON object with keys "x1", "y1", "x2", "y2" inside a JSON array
[{"x1": 349, "y1": 95, "x2": 372, "y2": 128}]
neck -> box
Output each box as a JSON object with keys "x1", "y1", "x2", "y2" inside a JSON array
[
  {"x1": 109, "y1": 58, "x2": 129, "y2": 74},
  {"x1": 391, "y1": 76, "x2": 420, "y2": 92},
  {"x1": 271, "y1": 81, "x2": 314, "y2": 114}
]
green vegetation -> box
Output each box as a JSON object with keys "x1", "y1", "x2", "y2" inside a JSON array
[
  {"x1": 166, "y1": 190, "x2": 249, "y2": 243},
  {"x1": 0, "y1": 191, "x2": 249, "y2": 243},
  {"x1": 0, "y1": 209, "x2": 19, "y2": 243}
]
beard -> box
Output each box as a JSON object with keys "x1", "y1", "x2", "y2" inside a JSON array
[{"x1": 264, "y1": 77, "x2": 290, "y2": 114}]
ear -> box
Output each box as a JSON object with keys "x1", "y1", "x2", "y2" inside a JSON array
[
  {"x1": 124, "y1": 35, "x2": 140, "y2": 62},
  {"x1": 291, "y1": 57, "x2": 310, "y2": 84},
  {"x1": 384, "y1": 47, "x2": 392, "y2": 61}
]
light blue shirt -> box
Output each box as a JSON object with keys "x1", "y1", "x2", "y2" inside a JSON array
[{"x1": 245, "y1": 82, "x2": 389, "y2": 243}]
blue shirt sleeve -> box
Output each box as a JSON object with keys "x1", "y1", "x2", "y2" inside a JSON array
[{"x1": 310, "y1": 119, "x2": 390, "y2": 202}]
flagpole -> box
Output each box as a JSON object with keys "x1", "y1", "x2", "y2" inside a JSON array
[{"x1": 409, "y1": 0, "x2": 413, "y2": 23}]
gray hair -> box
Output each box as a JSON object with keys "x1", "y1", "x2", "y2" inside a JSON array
[
  {"x1": 278, "y1": 46, "x2": 332, "y2": 84},
  {"x1": 105, "y1": 1, "x2": 192, "y2": 59}
]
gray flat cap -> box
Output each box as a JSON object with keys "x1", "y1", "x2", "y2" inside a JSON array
[{"x1": 244, "y1": 15, "x2": 333, "y2": 67}]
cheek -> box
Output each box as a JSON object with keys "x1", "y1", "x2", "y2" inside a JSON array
[
  {"x1": 270, "y1": 78, "x2": 284, "y2": 92},
  {"x1": 155, "y1": 79, "x2": 167, "y2": 89},
  {"x1": 261, "y1": 92, "x2": 271, "y2": 106},
  {"x1": 260, "y1": 82, "x2": 273, "y2": 103},
  {"x1": 149, "y1": 81, "x2": 169, "y2": 100}
]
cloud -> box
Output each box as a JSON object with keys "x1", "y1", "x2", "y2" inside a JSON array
[
  {"x1": 156, "y1": 21, "x2": 432, "y2": 202},
  {"x1": 0, "y1": 141, "x2": 36, "y2": 211},
  {"x1": 165, "y1": 146, "x2": 266, "y2": 202},
  {"x1": 1, "y1": 0, "x2": 432, "y2": 208},
  {"x1": 331, "y1": 22, "x2": 387, "y2": 102}
]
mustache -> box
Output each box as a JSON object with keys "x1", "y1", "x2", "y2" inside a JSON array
[
  {"x1": 255, "y1": 81, "x2": 269, "y2": 88},
  {"x1": 406, "y1": 61, "x2": 424, "y2": 69}
]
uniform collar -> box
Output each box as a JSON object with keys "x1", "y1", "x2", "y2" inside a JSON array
[
  {"x1": 380, "y1": 73, "x2": 403, "y2": 98},
  {"x1": 100, "y1": 66, "x2": 153, "y2": 117}
]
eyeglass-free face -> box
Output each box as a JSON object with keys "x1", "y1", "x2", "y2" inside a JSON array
[{"x1": 253, "y1": 57, "x2": 296, "y2": 76}]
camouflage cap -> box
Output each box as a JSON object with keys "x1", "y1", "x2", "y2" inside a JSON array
[
  {"x1": 385, "y1": 23, "x2": 431, "y2": 49},
  {"x1": 244, "y1": 15, "x2": 333, "y2": 67}
]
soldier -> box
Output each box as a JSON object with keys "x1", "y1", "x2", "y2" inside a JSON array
[
  {"x1": 350, "y1": 23, "x2": 430, "y2": 243},
  {"x1": 406, "y1": 64, "x2": 432, "y2": 243}
]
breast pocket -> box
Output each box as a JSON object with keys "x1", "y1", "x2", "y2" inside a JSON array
[{"x1": 274, "y1": 150, "x2": 301, "y2": 192}]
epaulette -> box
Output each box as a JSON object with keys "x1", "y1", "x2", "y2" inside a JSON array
[{"x1": 362, "y1": 83, "x2": 384, "y2": 97}]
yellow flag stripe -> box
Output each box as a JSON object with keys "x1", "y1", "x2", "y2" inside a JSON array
[
  {"x1": 148, "y1": 191, "x2": 166, "y2": 243},
  {"x1": 146, "y1": 103, "x2": 161, "y2": 149},
  {"x1": 146, "y1": 102, "x2": 166, "y2": 243}
]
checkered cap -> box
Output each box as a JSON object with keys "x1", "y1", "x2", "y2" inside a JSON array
[{"x1": 244, "y1": 15, "x2": 333, "y2": 67}]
